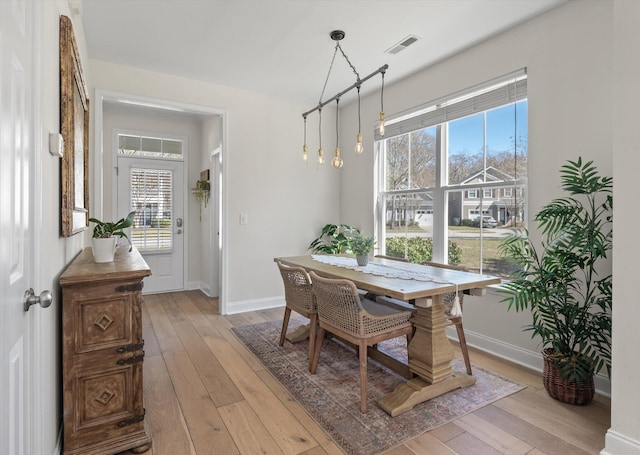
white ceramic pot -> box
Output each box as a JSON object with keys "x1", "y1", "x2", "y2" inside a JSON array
[
  {"x1": 356, "y1": 254, "x2": 369, "y2": 266},
  {"x1": 91, "y1": 237, "x2": 117, "y2": 263}
]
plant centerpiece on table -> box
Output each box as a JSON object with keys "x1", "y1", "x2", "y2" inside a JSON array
[
  {"x1": 88, "y1": 211, "x2": 136, "y2": 263},
  {"x1": 349, "y1": 234, "x2": 376, "y2": 266},
  {"x1": 499, "y1": 158, "x2": 612, "y2": 405},
  {"x1": 308, "y1": 224, "x2": 360, "y2": 254}
]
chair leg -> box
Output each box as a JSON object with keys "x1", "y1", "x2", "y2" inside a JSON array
[
  {"x1": 310, "y1": 327, "x2": 326, "y2": 374},
  {"x1": 452, "y1": 318, "x2": 472, "y2": 375},
  {"x1": 279, "y1": 307, "x2": 292, "y2": 347},
  {"x1": 358, "y1": 341, "x2": 368, "y2": 413},
  {"x1": 308, "y1": 314, "x2": 317, "y2": 371}
]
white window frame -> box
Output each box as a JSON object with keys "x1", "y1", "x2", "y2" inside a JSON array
[{"x1": 375, "y1": 70, "x2": 527, "y2": 271}]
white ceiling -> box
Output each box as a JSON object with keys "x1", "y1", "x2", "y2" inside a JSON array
[{"x1": 81, "y1": 0, "x2": 566, "y2": 106}]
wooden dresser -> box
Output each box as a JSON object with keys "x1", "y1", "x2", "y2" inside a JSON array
[{"x1": 60, "y1": 246, "x2": 152, "y2": 455}]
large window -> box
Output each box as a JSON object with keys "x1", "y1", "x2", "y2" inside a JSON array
[{"x1": 375, "y1": 70, "x2": 527, "y2": 277}]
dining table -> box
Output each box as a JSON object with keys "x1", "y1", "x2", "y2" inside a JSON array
[{"x1": 274, "y1": 254, "x2": 501, "y2": 416}]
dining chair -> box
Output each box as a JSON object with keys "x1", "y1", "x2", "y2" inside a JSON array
[
  {"x1": 309, "y1": 271, "x2": 413, "y2": 413},
  {"x1": 276, "y1": 261, "x2": 318, "y2": 370},
  {"x1": 420, "y1": 261, "x2": 472, "y2": 376}
]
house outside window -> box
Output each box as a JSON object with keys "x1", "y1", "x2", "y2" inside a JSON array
[{"x1": 375, "y1": 70, "x2": 527, "y2": 277}]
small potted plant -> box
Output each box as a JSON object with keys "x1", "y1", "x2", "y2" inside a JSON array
[
  {"x1": 88, "y1": 211, "x2": 136, "y2": 263},
  {"x1": 349, "y1": 234, "x2": 376, "y2": 266}
]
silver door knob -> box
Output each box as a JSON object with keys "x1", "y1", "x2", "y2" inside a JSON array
[
  {"x1": 24, "y1": 288, "x2": 53, "y2": 312},
  {"x1": 176, "y1": 229, "x2": 182, "y2": 234}
]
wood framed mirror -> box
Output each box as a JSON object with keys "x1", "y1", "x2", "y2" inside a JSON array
[{"x1": 60, "y1": 15, "x2": 89, "y2": 237}]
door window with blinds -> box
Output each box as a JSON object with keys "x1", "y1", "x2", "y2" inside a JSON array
[
  {"x1": 375, "y1": 69, "x2": 527, "y2": 277},
  {"x1": 117, "y1": 133, "x2": 183, "y2": 252},
  {"x1": 129, "y1": 168, "x2": 173, "y2": 251}
]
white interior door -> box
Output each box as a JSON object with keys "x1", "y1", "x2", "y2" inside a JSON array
[
  {"x1": 117, "y1": 157, "x2": 184, "y2": 293},
  {"x1": 0, "y1": 1, "x2": 37, "y2": 453}
]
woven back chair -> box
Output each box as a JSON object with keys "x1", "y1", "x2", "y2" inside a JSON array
[
  {"x1": 420, "y1": 261, "x2": 472, "y2": 375},
  {"x1": 276, "y1": 261, "x2": 318, "y2": 370},
  {"x1": 309, "y1": 271, "x2": 413, "y2": 413}
]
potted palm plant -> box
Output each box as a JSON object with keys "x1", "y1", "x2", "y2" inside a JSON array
[
  {"x1": 349, "y1": 234, "x2": 376, "y2": 266},
  {"x1": 499, "y1": 158, "x2": 612, "y2": 405},
  {"x1": 89, "y1": 211, "x2": 136, "y2": 263}
]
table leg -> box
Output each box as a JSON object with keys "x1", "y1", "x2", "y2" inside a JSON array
[{"x1": 377, "y1": 294, "x2": 476, "y2": 416}]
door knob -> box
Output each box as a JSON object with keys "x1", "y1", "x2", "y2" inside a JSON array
[{"x1": 24, "y1": 288, "x2": 53, "y2": 312}]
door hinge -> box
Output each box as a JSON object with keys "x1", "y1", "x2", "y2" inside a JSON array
[
  {"x1": 116, "y1": 341, "x2": 145, "y2": 353},
  {"x1": 116, "y1": 353, "x2": 145, "y2": 366},
  {"x1": 117, "y1": 409, "x2": 145, "y2": 427},
  {"x1": 115, "y1": 282, "x2": 144, "y2": 292}
]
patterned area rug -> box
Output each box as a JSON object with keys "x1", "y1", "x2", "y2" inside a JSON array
[{"x1": 231, "y1": 318, "x2": 524, "y2": 455}]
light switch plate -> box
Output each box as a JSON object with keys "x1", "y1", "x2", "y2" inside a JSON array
[{"x1": 49, "y1": 133, "x2": 64, "y2": 157}]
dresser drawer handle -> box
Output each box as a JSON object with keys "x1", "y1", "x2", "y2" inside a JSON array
[{"x1": 116, "y1": 353, "x2": 144, "y2": 365}]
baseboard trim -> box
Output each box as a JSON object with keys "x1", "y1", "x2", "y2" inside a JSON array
[
  {"x1": 226, "y1": 296, "x2": 284, "y2": 315},
  {"x1": 446, "y1": 326, "x2": 611, "y2": 396},
  {"x1": 601, "y1": 429, "x2": 640, "y2": 455}
]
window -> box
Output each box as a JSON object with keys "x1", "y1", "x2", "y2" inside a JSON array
[
  {"x1": 375, "y1": 70, "x2": 527, "y2": 277},
  {"x1": 118, "y1": 133, "x2": 183, "y2": 160},
  {"x1": 130, "y1": 168, "x2": 173, "y2": 252}
]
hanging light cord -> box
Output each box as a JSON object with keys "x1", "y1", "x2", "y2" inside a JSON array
[
  {"x1": 318, "y1": 108, "x2": 322, "y2": 148},
  {"x1": 318, "y1": 44, "x2": 339, "y2": 105},
  {"x1": 337, "y1": 42, "x2": 361, "y2": 81},
  {"x1": 336, "y1": 98, "x2": 340, "y2": 145},
  {"x1": 380, "y1": 69, "x2": 385, "y2": 112},
  {"x1": 357, "y1": 84, "x2": 362, "y2": 132}
]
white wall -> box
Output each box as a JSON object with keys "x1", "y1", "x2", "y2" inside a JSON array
[
  {"x1": 201, "y1": 115, "x2": 223, "y2": 296},
  {"x1": 606, "y1": 1, "x2": 640, "y2": 453},
  {"x1": 339, "y1": 0, "x2": 613, "y2": 384},
  {"x1": 89, "y1": 61, "x2": 341, "y2": 312},
  {"x1": 37, "y1": 2, "x2": 92, "y2": 453}
]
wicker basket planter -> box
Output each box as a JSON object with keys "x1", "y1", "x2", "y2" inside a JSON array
[{"x1": 542, "y1": 348, "x2": 595, "y2": 406}]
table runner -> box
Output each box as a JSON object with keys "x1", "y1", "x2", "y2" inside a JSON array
[{"x1": 310, "y1": 254, "x2": 463, "y2": 316}]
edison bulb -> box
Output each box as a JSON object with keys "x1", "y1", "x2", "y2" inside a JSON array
[{"x1": 355, "y1": 133, "x2": 363, "y2": 154}]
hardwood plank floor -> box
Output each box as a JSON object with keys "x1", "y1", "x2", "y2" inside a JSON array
[{"x1": 123, "y1": 290, "x2": 610, "y2": 455}]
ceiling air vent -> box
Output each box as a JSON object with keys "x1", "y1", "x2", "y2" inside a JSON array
[{"x1": 385, "y1": 35, "x2": 419, "y2": 55}]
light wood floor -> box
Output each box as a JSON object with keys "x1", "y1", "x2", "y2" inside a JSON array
[{"x1": 123, "y1": 290, "x2": 610, "y2": 455}]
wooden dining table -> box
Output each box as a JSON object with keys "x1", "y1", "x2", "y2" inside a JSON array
[{"x1": 275, "y1": 254, "x2": 501, "y2": 416}]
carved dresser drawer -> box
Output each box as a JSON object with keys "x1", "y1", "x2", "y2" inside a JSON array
[{"x1": 60, "y1": 246, "x2": 151, "y2": 455}]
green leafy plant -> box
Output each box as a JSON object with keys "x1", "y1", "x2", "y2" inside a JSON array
[
  {"x1": 499, "y1": 158, "x2": 612, "y2": 387},
  {"x1": 308, "y1": 224, "x2": 360, "y2": 254},
  {"x1": 349, "y1": 235, "x2": 376, "y2": 256},
  {"x1": 89, "y1": 211, "x2": 136, "y2": 251}
]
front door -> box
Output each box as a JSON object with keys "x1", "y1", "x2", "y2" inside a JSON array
[
  {"x1": 117, "y1": 157, "x2": 185, "y2": 293},
  {"x1": 0, "y1": 0, "x2": 37, "y2": 453}
]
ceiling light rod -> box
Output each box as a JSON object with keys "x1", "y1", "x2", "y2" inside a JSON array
[{"x1": 302, "y1": 63, "x2": 389, "y2": 119}]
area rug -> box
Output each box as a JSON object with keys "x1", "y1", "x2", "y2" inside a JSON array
[{"x1": 231, "y1": 318, "x2": 524, "y2": 455}]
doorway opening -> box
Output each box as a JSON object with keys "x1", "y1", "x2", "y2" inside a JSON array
[{"x1": 93, "y1": 90, "x2": 227, "y2": 313}]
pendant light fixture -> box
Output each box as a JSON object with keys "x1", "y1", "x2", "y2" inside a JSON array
[
  {"x1": 332, "y1": 98, "x2": 343, "y2": 168},
  {"x1": 379, "y1": 69, "x2": 386, "y2": 137},
  {"x1": 317, "y1": 108, "x2": 324, "y2": 165},
  {"x1": 302, "y1": 114, "x2": 308, "y2": 162},
  {"x1": 301, "y1": 30, "x2": 388, "y2": 168},
  {"x1": 355, "y1": 83, "x2": 363, "y2": 154}
]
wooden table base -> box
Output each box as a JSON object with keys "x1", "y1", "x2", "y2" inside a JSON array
[{"x1": 378, "y1": 295, "x2": 475, "y2": 416}]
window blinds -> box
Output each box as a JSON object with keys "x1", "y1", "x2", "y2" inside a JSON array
[{"x1": 375, "y1": 68, "x2": 527, "y2": 141}]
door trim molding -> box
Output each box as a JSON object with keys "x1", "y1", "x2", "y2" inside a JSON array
[{"x1": 92, "y1": 90, "x2": 229, "y2": 313}]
